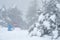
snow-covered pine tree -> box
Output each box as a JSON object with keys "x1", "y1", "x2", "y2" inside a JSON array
[{"x1": 28, "y1": 0, "x2": 59, "y2": 39}]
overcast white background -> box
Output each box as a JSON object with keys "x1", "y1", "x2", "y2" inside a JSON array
[{"x1": 0, "y1": 0, "x2": 33, "y2": 14}]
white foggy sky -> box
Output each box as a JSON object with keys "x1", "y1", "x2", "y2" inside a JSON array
[{"x1": 0, "y1": 0, "x2": 32, "y2": 14}]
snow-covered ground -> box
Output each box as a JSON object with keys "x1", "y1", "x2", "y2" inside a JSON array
[
  {"x1": 0, "y1": 26, "x2": 60, "y2": 40},
  {"x1": 0, "y1": 27, "x2": 52, "y2": 40}
]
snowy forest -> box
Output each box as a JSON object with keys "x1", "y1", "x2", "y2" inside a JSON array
[{"x1": 0, "y1": 0, "x2": 60, "y2": 40}]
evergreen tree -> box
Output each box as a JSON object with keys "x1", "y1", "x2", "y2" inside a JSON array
[{"x1": 28, "y1": 0, "x2": 59, "y2": 40}]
